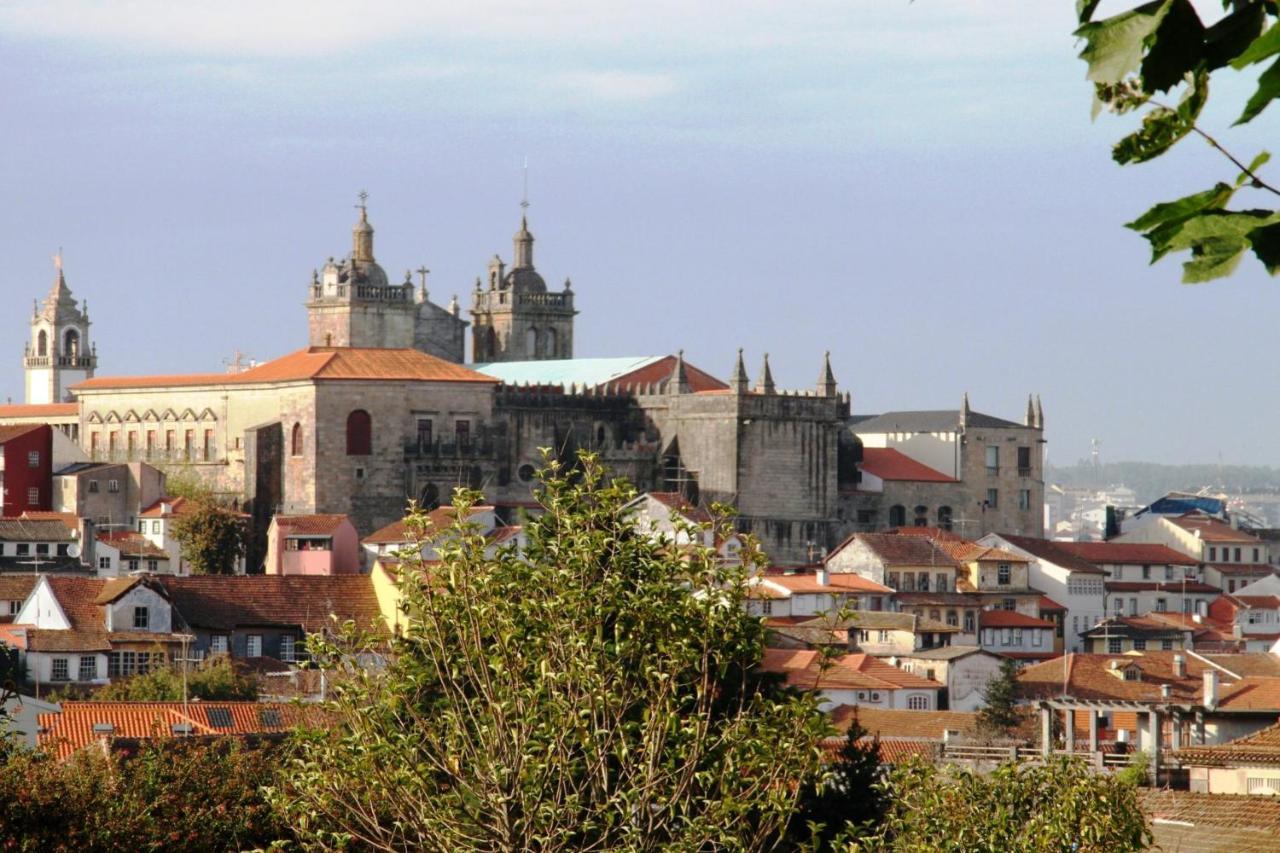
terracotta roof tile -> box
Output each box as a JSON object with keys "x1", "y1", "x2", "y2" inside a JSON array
[
  {"x1": 760, "y1": 649, "x2": 943, "y2": 691},
  {"x1": 937, "y1": 541, "x2": 1029, "y2": 564},
  {"x1": 274, "y1": 514, "x2": 349, "y2": 536},
  {"x1": 0, "y1": 576, "x2": 37, "y2": 602},
  {"x1": 996, "y1": 534, "x2": 1110, "y2": 575},
  {"x1": 1206, "y1": 562, "x2": 1274, "y2": 576},
  {"x1": 362, "y1": 505, "x2": 495, "y2": 545},
  {"x1": 830, "y1": 704, "x2": 978, "y2": 739},
  {"x1": 828, "y1": 533, "x2": 960, "y2": 569},
  {"x1": 19, "y1": 511, "x2": 80, "y2": 534},
  {"x1": 0, "y1": 403, "x2": 78, "y2": 419},
  {"x1": 0, "y1": 519, "x2": 76, "y2": 541},
  {"x1": 158, "y1": 575, "x2": 383, "y2": 634},
  {"x1": 38, "y1": 701, "x2": 326, "y2": 760},
  {"x1": 1169, "y1": 514, "x2": 1261, "y2": 543},
  {"x1": 1173, "y1": 718, "x2": 1280, "y2": 766},
  {"x1": 886, "y1": 526, "x2": 966, "y2": 542},
  {"x1": 979, "y1": 610, "x2": 1055, "y2": 629},
  {"x1": 96, "y1": 531, "x2": 169, "y2": 559},
  {"x1": 0, "y1": 423, "x2": 46, "y2": 443},
  {"x1": 1037, "y1": 594, "x2": 1067, "y2": 612},
  {"x1": 1017, "y1": 651, "x2": 1240, "y2": 703},
  {"x1": 1139, "y1": 788, "x2": 1280, "y2": 831},
  {"x1": 1056, "y1": 540, "x2": 1200, "y2": 566},
  {"x1": 1107, "y1": 580, "x2": 1221, "y2": 594},
  {"x1": 138, "y1": 496, "x2": 193, "y2": 518},
  {"x1": 859, "y1": 448, "x2": 957, "y2": 483}
]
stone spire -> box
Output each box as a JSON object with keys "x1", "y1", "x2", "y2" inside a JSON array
[
  {"x1": 817, "y1": 351, "x2": 837, "y2": 397},
  {"x1": 1025, "y1": 394, "x2": 1036, "y2": 427},
  {"x1": 756, "y1": 353, "x2": 775, "y2": 395},
  {"x1": 513, "y1": 215, "x2": 534, "y2": 269},
  {"x1": 730, "y1": 348, "x2": 749, "y2": 394},
  {"x1": 1034, "y1": 395, "x2": 1044, "y2": 430},
  {"x1": 669, "y1": 349, "x2": 690, "y2": 395},
  {"x1": 960, "y1": 391, "x2": 970, "y2": 429},
  {"x1": 352, "y1": 191, "x2": 374, "y2": 262},
  {"x1": 40, "y1": 252, "x2": 83, "y2": 323}
]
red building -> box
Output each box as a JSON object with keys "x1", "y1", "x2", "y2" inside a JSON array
[{"x1": 0, "y1": 424, "x2": 53, "y2": 516}]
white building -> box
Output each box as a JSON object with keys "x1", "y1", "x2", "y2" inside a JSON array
[{"x1": 983, "y1": 534, "x2": 1109, "y2": 653}]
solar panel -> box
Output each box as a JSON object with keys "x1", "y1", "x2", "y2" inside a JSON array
[
  {"x1": 205, "y1": 707, "x2": 233, "y2": 729},
  {"x1": 259, "y1": 709, "x2": 282, "y2": 727}
]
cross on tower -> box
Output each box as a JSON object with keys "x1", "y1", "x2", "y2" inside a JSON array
[
  {"x1": 355, "y1": 190, "x2": 368, "y2": 213},
  {"x1": 416, "y1": 266, "x2": 430, "y2": 290}
]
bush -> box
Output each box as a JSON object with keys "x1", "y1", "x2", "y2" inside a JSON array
[{"x1": 91, "y1": 655, "x2": 258, "y2": 702}]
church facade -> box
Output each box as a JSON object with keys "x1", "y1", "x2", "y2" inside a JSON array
[{"x1": 15, "y1": 200, "x2": 1045, "y2": 568}]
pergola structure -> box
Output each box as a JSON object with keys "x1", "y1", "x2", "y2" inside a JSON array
[{"x1": 1035, "y1": 697, "x2": 1213, "y2": 782}]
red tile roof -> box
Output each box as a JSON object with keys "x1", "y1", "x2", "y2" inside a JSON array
[
  {"x1": 19, "y1": 511, "x2": 80, "y2": 534},
  {"x1": 994, "y1": 535, "x2": 1110, "y2": 576},
  {"x1": 886, "y1": 526, "x2": 966, "y2": 542},
  {"x1": 1173, "y1": 718, "x2": 1280, "y2": 766},
  {"x1": 274, "y1": 514, "x2": 349, "y2": 536},
  {"x1": 0, "y1": 423, "x2": 46, "y2": 443},
  {"x1": 362, "y1": 505, "x2": 495, "y2": 545},
  {"x1": 1037, "y1": 595, "x2": 1067, "y2": 612},
  {"x1": 0, "y1": 403, "x2": 78, "y2": 419},
  {"x1": 1055, "y1": 540, "x2": 1199, "y2": 567},
  {"x1": 1206, "y1": 562, "x2": 1274, "y2": 576},
  {"x1": 96, "y1": 530, "x2": 169, "y2": 559},
  {"x1": 1139, "y1": 788, "x2": 1280, "y2": 832},
  {"x1": 827, "y1": 533, "x2": 960, "y2": 569},
  {"x1": 1107, "y1": 581, "x2": 1221, "y2": 594},
  {"x1": 138, "y1": 496, "x2": 194, "y2": 518},
  {"x1": 72, "y1": 347, "x2": 498, "y2": 391},
  {"x1": 830, "y1": 704, "x2": 978, "y2": 739},
  {"x1": 937, "y1": 541, "x2": 1029, "y2": 564},
  {"x1": 24, "y1": 576, "x2": 186, "y2": 652},
  {"x1": 38, "y1": 701, "x2": 325, "y2": 760},
  {"x1": 760, "y1": 649, "x2": 943, "y2": 691},
  {"x1": 979, "y1": 610, "x2": 1055, "y2": 629},
  {"x1": 859, "y1": 448, "x2": 957, "y2": 483},
  {"x1": 1169, "y1": 513, "x2": 1261, "y2": 544},
  {"x1": 158, "y1": 575, "x2": 384, "y2": 634},
  {"x1": 1017, "y1": 651, "x2": 1239, "y2": 703},
  {"x1": 610, "y1": 354, "x2": 728, "y2": 394},
  {"x1": 825, "y1": 573, "x2": 894, "y2": 594},
  {"x1": 1216, "y1": 678, "x2": 1280, "y2": 712}
]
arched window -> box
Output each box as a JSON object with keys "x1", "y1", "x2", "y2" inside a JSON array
[
  {"x1": 37, "y1": 330, "x2": 47, "y2": 357},
  {"x1": 291, "y1": 422, "x2": 303, "y2": 457},
  {"x1": 888, "y1": 505, "x2": 907, "y2": 528},
  {"x1": 938, "y1": 506, "x2": 954, "y2": 532},
  {"x1": 545, "y1": 327, "x2": 558, "y2": 358},
  {"x1": 346, "y1": 410, "x2": 372, "y2": 456},
  {"x1": 526, "y1": 327, "x2": 538, "y2": 356},
  {"x1": 64, "y1": 329, "x2": 80, "y2": 359},
  {"x1": 484, "y1": 326, "x2": 497, "y2": 360},
  {"x1": 913, "y1": 504, "x2": 928, "y2": 526}
]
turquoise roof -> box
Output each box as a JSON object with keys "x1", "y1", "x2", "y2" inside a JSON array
[{"x1": 471, "y1": 356, "x2": 663, "y2": 387}]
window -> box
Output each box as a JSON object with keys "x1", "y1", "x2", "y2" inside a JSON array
[
  {"x1": 146, "y1": 559, "x2": 158, "y2": 572},
  {"x1": 109, "y1": 650, "x2": 137, "y2": 678},
  {"x1": 6, "y1": 601, "x2": 18, "y2": 616},
  {"x1": 1114, "y1": 598, "x2": 1124, "y2": 614},
  {"x1": 963, "y1": 612, "x2": 975, "y2": 633},
  {"x1": 1133, "y1": 638, "x2": 1147, "y2": 650},
  {"x1": 108, "y1": 479, "x2": 119, "y2": 493},
  {"x1": 888, "y1": 505, "x2": 906, "y2": 527},
  {"x1": 1129, "y1": 598, "x2": 1138, "y2": 616},
  {"x1": 456, "y1": 419, "x2": 471, "y2": 451},
  {"x1": 1254, "y1": 548, "x2": 1261, "y2": 562},
  {"x1": 1235, "y1": 547, "x2": 1242, "y2": 562},
  {"x1": 1155, "y1": 598, "x2": 1167, "y2": 613},
  {"x1": 280, "y1": 635, "x2": 296, "y2": 663},
  {"x1": 203, "y1": 429, "x2": 213, "y2": 460},
  {"x1": 210, "y1": 635, "x2": 228, "y2": 655},
  {"x1": 165, "y1": 429, "x2": 175, "y2": 453},
  {"x1": 1018, "y1": 489, "x2": 1031, "y2": 510},
  {"x1": 184, "y1": 429, "x2": 194, "y2": 460},
  {"x1": 1017, "y1": 446, "x2": 1031, "y2": 474},
  {"x1": 878, "y1": 630, "x2": 891, "y2": 643},
  {"x1": 760, "y1": 600, "x2": 772, "y2": 615},
  {"x1": 88, "y1": 480, "x2": 99, "y2": 493},
  {"x1": 51, "y1": 658, "x2": 69, "y2": 682},
  {"x1": 907, "y1": 695, "x2": 929, "y2": 710},
  {"x1": 15, "y1": 544, "x2": 28, "y2": 556},
  {"x1": 1123, "y1": 667, "x2": 1141, "y2": 682},
  {"x1": 997, "y1": 564, "x2": 1011, "y2": 586},
  {"x1": 918, "y1": 572, "x2": 929, "y2": 592},
  {"x1": 886, "y1": 572, "x2": 900, "y2": 590},
  {"x1": 1001, "y1": 629, "x2": 1012, "y2": 646},
  {"x1": 1141, "y1": 565, "x2": 1150, "y2": 579},
  {"x1": 27, "y1": 450, "x2": 39, "y2": 468},
  {"x1": 417, "y1": 418, "x2": 433, "y2": 450},
  {"x1": 946, "y1": 610, "x2": 958, "y2": 627},
  {"x1": 936, "y1": 573, "x2": 949, "y2": 593},
  {"x1": 36, "y1": 329, "x2": 47, "y2": 356},
  {"x1": 27, "y1": 487, "x2": 38, "y2": 504},
  {"x1": 1108, "y1": 638, "x2": 1122, "y2": 653},
  {"x1": 133, "y1": 607, "x2": 150, "y2": 630},
  {"x1": 36, "y1": 544, "x2": 49, "y2": 555},
  {"x1": 346, "y1": 410, "x2": 372, "y2": 455},
  {"x1": 152, "y1": 521, "x2": 160, "y2": 534},
  {"x1": 1162, "y1": 639, "x2": 1174, "y2": 651},
  {"x1": 1031, "y1": 630, "x2": 1042, "y2": 647},
  {"x1": 937, "y1": 506, "x2": 953, "y2": 531},
  {"x1": 98, "y1": 556, "x2": 111, "y2": 570},
  {"x1": 1209, "y1": 546, "x2": 1217, "y2": 561},
  {"x1": 78, "y1": 656, "x2": 96, "y2": 682},
  {"x1": 291, "y1": 423, "x2": 303, "y2": 456},
  {"x1": 126, "y1": 558, "x2": 139, "y2": 573},
  {"x1": 985, "y1": 445, "x2": 999, "y2": 474},
  {"x1": 1165, "y1": 566, "x2": 1175, "y2": 580},
  {"x1": 146, "y1": 430, "x2": 155, "y2": 456},
  {"x1": 986, "y1": 488, "x2": 998, "y2": 509},
  {"x1": 247, "y1": 635, "x2": 263, "y2": 658}
]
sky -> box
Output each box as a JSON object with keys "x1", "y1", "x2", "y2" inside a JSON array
[{"x1": 0, "y1": 1, "x2": 1277, "y2": 467}]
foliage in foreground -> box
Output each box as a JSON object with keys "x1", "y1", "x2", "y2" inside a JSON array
[
  {"x1": 272, "y1": 453, "x2": 832, "y2": 851},
  {"x1": 976, "y1": 658, "x2": 1023, "y2": 738},
  {"x1": 91, "y1": 655, "x2": 258, "y2": 702},
  {"x1": 0, "y1": 738, "x2": 288, "y2": 852},
  {"x1": 171, "y1": 498, "x2": 247, "y2": 575},
  {"x1": 1076, "y1": 1, "x2": 1280, "y2": 282},
  {"x1": 849, "y1": 755, "x2": 1152, "y2": 852}
]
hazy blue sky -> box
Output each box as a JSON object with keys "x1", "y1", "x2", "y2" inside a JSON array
[{"x1": 1, "y1": 2, "x2": 1276, "y2": 466}]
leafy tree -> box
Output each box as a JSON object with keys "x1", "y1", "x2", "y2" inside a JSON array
[
  {"x1": 272, "y1": 453, "x2": 832, "y2": 851},
  {"x1": 171, "y1": 499, "x2": 247, "y2": 575},
  {"x1": 976, "y1": 658, "x2": 1023, "y2": 737},
  {"x1": 849, "y1": 755, "x2": 1152, "y2": 852},
  {"x1": 0, "y1": 738, "x2": 290, "y2": 851},
  {"x1": 1077, "y1": 2, "x2": 1280, "y2": 282},
  {"x1": 790, "y1": 710, "x2": 887, "y2": 850},
  {"x1": 91, "y1": 655, "x2": 257, "y2": 702}
]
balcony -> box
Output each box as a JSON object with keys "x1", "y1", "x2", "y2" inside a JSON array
[
  {"x1": 1018, "y1": 467, "x2": 1033, "y2": 477},
  {"x1": 23, "y1": 354, "x2": 96, "y2": 369}
]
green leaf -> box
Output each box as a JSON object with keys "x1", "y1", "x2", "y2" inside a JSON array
[
  {"x1": 1076, "y1": 0, "x2": 1173, "y2": 84},
  {"x1": 1162, "y1": 210, "x2": 1280, "y2": 252},
  {"x1": 1246, "y1": 221, "x2": 1280, "y2": 274},
  {"x1": 1235, "y1": 55, "x2": 1280, "y2": 124},
  {"x1": 1077, "y1": 0, "x2": 1102, "y2": 24},
  {"x1": 1126, "y1": 182, "x2": 1235, "y2": 232},
  {"x1": 1140, "y1": 0, "x2": 1204, "y2": 93},
  {"x1": 1230, "y1": 21, "x2": 1280, "y2": 68},
  {"x1": 1181, "y1": 236, "x2": 1248, "y2": 283},
  {"x1": 1112, "y1": 70, "x2": 1208, "y2": 164},
  {"x1": 1204, "y1": 2, "x2": 1266, "y2": 70},
  {"x1": 1237, "y1": 150, "x2": 1271, "y2": 186}
]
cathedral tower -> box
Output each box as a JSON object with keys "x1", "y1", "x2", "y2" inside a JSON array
[
  {"x1": 24, "y1": 253, "x2": 96, "y2": 404},
  {"x1": 470, "y1": 212, "x2": 576, "y2": 363},
  {"x1": 307, "y1": 195, "x2": 416, "y2": 349}
]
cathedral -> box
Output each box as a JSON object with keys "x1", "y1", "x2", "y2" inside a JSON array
[{"x1": 10, "y1": 198, "x2": 1047, "y2": 568}]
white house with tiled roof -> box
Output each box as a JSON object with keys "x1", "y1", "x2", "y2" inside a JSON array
[{"x1": 1115, "y1": 512, "x2": 1273, "y2": 594}]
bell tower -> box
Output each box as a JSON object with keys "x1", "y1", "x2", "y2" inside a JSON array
[{"x1": 24, "y1": 252, "x2": 96, "y2": 404}]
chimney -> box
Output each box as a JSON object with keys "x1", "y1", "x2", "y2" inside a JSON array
[
  {"x1": 1173, "y1": 654, "x2": 1185, "y2": 678},
  {"x1": 1203, "y1": 669, "x2": 1219, "y2": 710},
  {"x1": 816, "y1": 566, "x2": 828, "y2": 586}
]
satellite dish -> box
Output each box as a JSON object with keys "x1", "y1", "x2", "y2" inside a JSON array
[{"x1": 67, "y1": 543, "x2": 81, "y2": 559}]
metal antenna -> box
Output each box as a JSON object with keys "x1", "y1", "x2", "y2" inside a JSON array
[
  {"x1": 521, "y1": 157, "x2": 529, "y2": 215},
  {"x1": 355, "y1": 190, "x2": 368, "y2": 215}
]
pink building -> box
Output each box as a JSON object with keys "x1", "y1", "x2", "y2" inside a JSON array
[{"x1": 265, "y1": 514, "x2": 360, "y2": 576}]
